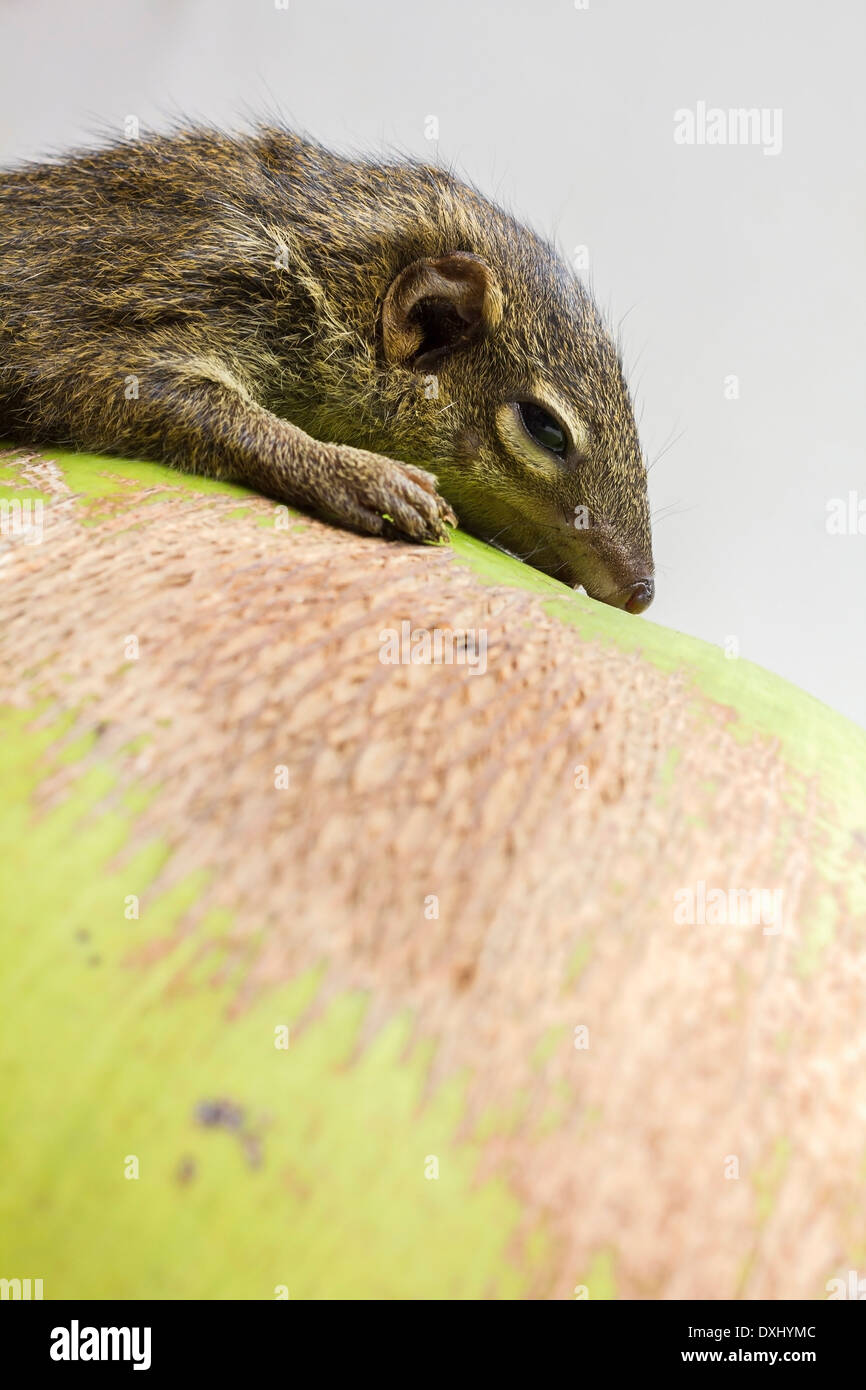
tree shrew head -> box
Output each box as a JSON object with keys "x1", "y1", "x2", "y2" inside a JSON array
[{"x1": 379, "y1": 206, "x2": 654, "y2": 613}]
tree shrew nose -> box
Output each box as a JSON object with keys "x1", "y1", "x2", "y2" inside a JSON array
[{"x1": 624, "y1": 577, "x2": 654, "y2": 614}]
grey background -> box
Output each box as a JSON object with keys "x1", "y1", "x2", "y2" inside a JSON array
[{"x1": 1, "y1": 0, "x2": 863, "y2": 726}]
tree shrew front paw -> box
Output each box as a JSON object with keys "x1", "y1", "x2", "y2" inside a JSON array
[{"x1": 322, "y1": 446, "x2": 457, "y2": 544}]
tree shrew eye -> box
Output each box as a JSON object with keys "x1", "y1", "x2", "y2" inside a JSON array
[{"x1": 516, "y1": 402, "x2": 568, "y2": 457}]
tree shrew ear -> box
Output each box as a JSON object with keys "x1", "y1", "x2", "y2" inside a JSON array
[{"x1": 381, "y1": 252, "x2": 503, "y2": 370}]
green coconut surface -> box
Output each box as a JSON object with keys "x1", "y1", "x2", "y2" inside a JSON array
[{"x1": 1, "y1": 448, "x2": 863, "y2": 1299}]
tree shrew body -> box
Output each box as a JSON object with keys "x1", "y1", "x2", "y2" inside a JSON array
[{"x1": 0, "y1": 126, "x2": 654, "y2": 611}]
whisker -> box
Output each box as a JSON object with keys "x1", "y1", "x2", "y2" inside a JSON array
[{"x1": 647, "y1": 427, "x2": 685, "y2": 473}]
